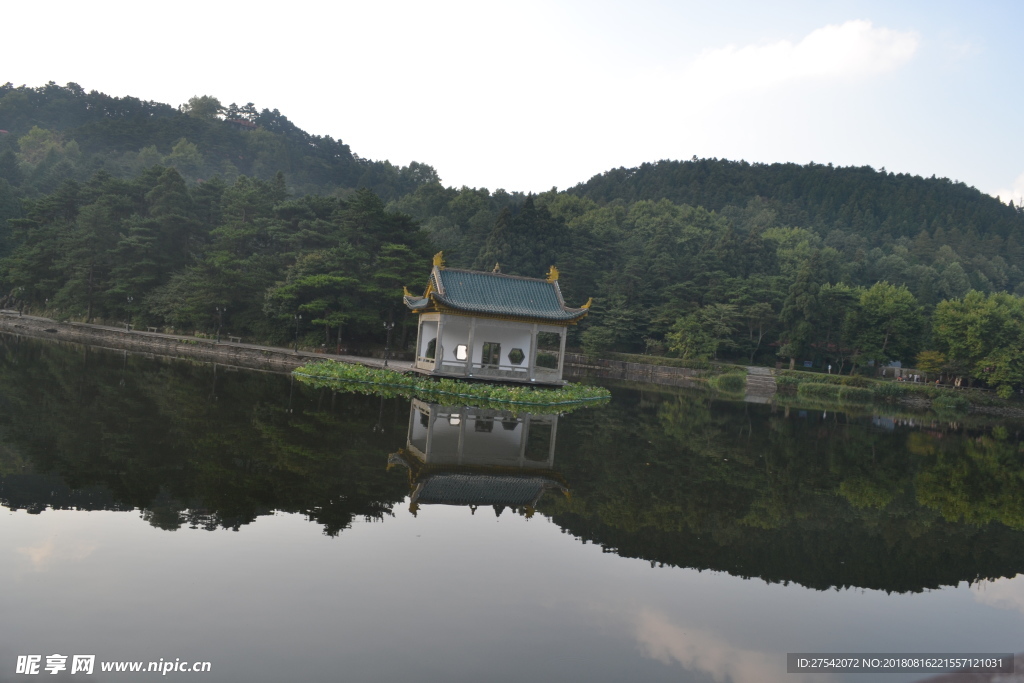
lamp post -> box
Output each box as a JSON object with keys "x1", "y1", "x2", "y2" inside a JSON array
[
  {"x1": 125, "y1": 296, "x2": 134, "y2": 331},
  {"x1": 293, "y1": 313, "x2": 302, "y2": 352},
  {"x1": 215, "y1": 306, "x2": 226, "y2": 343},
  {"x1": 383, "y1": 320, "x2": 395, "y2": 368}
]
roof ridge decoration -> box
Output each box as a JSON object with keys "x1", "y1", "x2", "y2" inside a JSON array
[
  {"x1": 404, "y1": 259, "x2": 591, "y2": 324},
  {"x1": 440, "y1": 267, "x2": 553, "y2": 283}
]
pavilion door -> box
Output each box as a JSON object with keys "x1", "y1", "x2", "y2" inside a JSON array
[{"x1": 481, "y1": 342, "x2": 501, "y2": 368}]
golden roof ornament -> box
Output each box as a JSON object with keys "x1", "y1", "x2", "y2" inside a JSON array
[
  {"x1": 432, "y1": 251, "x2": 445, "y2": 268},
  {"x1": 402, "y1": 286, "x2": 414, "y2": 297},
  {"x1": 492, "y1": 262, "x2": 501, "y2": 273},
  {"x1": 546, "y1": 265, "x2": 559, "y2": 282},
  {"x1": 581, "y1": 297, "x2": 593, "y2": 309}
]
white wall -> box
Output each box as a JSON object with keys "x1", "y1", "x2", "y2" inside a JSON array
[
  {"x1": 417, "y1": 319, "x2": 438, "y2": 358},
  {"x1": 470, "y1": 321, "x2": 532, "y2": 368},
  {"x1": 438, "y1": 316, "x2": 470, "y2": 362},
  {"x1": 407, "y1": 402, "x2": 559, "y2": 467}
]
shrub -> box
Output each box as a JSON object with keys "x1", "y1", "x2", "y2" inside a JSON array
[
  {"x1": 710, "y1": 372, "x2": 746, "y2": 393},
  {"x1": 932, "y1": 393, "x2": 969, "y2": 412},
  {"x1": 873, "y1": 382, "x2": 912, "y2": 400},
  {"x1": 798, "y1": 383, "x2": 841, "y2": 401},
  {"x1": 774, "y1": 375, "x2": 800, "y2": 389},
  {"x1": 838, "y1": 386, "x2": 873, "y2": 404},
  {"x1": 535, "y1": 352, "x2": 558, "y2": 369}
]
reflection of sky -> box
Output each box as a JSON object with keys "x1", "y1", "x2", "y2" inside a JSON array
[{"x1": 2, "y1": 507, "x2": 1021, "y2": 683}]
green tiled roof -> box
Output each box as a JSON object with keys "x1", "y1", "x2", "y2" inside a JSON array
[{"x1": 404, "y1": 268, "x2": 588, "y2": 321}]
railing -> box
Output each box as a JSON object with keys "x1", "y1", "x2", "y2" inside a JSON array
[
  {"x1": 438, "y1": 361, "x2": 528, "y2": 377},
  {"x1": 428, "y1": 360, "x2": 563, "y2": 383},
  {"x1": 415, "y1": 355, "x2": 437, "y2": 370}
]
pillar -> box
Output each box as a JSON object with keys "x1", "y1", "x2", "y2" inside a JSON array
[
  {"x1": 414, "y1": 315, "x2": 425, "y2": 367},
  {"x1": 435, "y1": 316, "x2": 445, "y2": 372},
  {"x1": 546, "y1": 416, "x2": 558, "y2": 467},
  {"x1": 527, "y1": 323, "x2": 538, "y2": 381},
  {"x1": 465, "y1": 317, "x2": 476, "y2": 376},
  {"x1": 556, "y1": 326, "x2": 567, "y2": 380}
]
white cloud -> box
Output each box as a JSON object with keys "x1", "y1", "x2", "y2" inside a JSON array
[
  {"x1": 971, "y1": 575, "x2": 1024, "y2": 614},
  {"x1": 991, "y1": 172, "x2": 1024, "y2": 206},
  {"x1": 634, "y1": 609, "x2": 834, "y2": 683},
  {"x1": 16, "y1": 537, "x2": 97, "y2": 572},
  {"x1": 684, "y1": 20, "x2": 920, "y2": 97}
]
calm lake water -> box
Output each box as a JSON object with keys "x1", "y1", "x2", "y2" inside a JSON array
[{"x1": 2, "y1": 336, "x2": 1023, "y2": 683}]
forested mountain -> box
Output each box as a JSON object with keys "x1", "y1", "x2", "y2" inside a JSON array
[
  {"x1": 0, "y1": 82, "x2": 437, "y2": 198},
  {"x1": 570, "y1": 158, "x2": 1023, "y2": 240},
  {"x1": 5, "y1": 83, "x2": 1024, "y2": 393}
]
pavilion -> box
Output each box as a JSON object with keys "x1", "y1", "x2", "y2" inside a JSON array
[
  {"x1": 388, "y1": 399, "x2": 569, "y2": 516},
  {"x1": 402, "y1": 253, "x2": 591, "y2": 385}
]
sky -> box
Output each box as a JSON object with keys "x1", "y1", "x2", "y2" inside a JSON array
[{"x1": 2, "y1": 0, "x2": 1022, "y2": 202}]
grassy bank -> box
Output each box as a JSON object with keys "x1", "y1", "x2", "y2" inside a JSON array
[{"x1": 772, "y1": 369, "x2": 1013, "y2": 415}]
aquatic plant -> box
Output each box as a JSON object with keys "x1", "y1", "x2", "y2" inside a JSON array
[{"x1": 293, "y1": 360, "x2": 610, "y2": 410}]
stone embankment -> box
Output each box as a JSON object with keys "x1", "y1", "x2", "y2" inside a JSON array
[
  {"x1": 562, "y1": 352, "x2": 706, "y2": 388},
  {"x1": 0, "y1": 312, "x2": 411, "y2": 374},
  {"x1": 1, "y1": 312, "x2": 781, "y2": 399},
  {"x1": 744, "y1": 366, "x2": 778, "y2": 403}
]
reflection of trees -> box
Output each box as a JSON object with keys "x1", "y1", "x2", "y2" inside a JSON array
[
  {"x1": 6, "y1": 338, "x2": 1024, "y2": 591},
  {"x1": 543, "y1": 387, "x2": 1024, "y2": 592},
  {"x1": 0, "y1": 338, "x2": 408, "y2": 535},
  {"x1": 915, "y1": 432, "x2": 1024, "y2": 529}
]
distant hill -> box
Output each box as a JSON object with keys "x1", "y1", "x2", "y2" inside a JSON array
[
  {"x1": 0, "y1": 82, "x2": 436, "y2": 198},
  {"x1": 569, "y1": 158, "x2": 1023, "y2": 240}
]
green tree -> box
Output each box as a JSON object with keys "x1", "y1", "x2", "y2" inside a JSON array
[
  {"x1": 813, "y1": 282, "x2": 861, "y2": 372},
  {"x1": 915, "y1": 350, "x2": 947, "y2": 381},
  {"x1": 667, "y1": 304, "x2": 739, "y2": 360},
  {"x1": 474, "y1": 196, "x2": 570, "y2": 278},
  {"x1": 164, "y1": 139, "x2": 204, "y2": 179},
  {"x1": 180, "y1": 95, "x2": 224, "y2": 121},
  {"x1": 933, "y1": 291, "x2": 1024, "y2": 392},
  {"x1": 845, "y1": 282, "x2": 923, "y2": 369},
  {"x1": 777, "y1": 255, "x2": 822, "y2": 367}
]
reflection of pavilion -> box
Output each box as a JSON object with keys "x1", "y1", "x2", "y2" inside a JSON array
[{"x1": 388, "y1": 399, "x2": 568, "y2": 516}]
